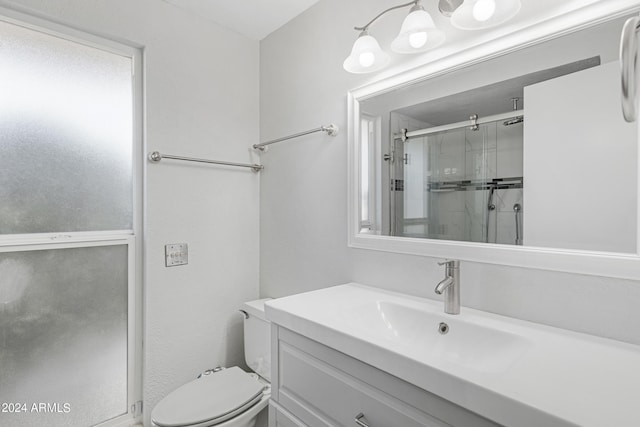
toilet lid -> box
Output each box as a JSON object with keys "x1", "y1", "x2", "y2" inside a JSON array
[{"x1": 152, "y1": 367, "x2": 265, "y2": 427}]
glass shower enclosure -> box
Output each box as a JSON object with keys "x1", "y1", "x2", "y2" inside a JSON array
[{"x1": 389, "y1": 114, "x2": 524, "y2": 245}]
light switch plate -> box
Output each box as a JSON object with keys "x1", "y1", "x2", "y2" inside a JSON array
[{"x1": 165, "y1": 243, "x2": 188, "y2": 267}]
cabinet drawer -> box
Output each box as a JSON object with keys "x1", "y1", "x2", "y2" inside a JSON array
[
  {"x1": 278, "y1": 341, "x2": 450, "y2": 427},
  {"x1": 270, "y1": 401, "x2": 307, "y2": 427}
]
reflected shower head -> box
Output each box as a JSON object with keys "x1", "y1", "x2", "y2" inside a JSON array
[{"x1": 503, "y1": 115, "x2": 524, "y2": 126}]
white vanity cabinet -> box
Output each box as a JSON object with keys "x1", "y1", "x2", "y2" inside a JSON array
[
  {"x1": 265, "y1": 284, "x2": 640, "y2": 426},
  {"x1": 268, "y1": 326, "x2": 499, "y2": 427}
]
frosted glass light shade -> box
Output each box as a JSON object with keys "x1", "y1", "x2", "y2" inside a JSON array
[
  {"x1": 450, "y1": 0, "x2": 521, "y2": 30},
  {"x1": 343, "y1": 32, "x2": 390, "y2": 74},
  {"x1": 391, "y1": 8, "x2": 445, "y2": 53}
]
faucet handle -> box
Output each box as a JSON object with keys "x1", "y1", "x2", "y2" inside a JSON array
[{"x1": 438, "y1": 259, "x2": 459, "y2": 268}]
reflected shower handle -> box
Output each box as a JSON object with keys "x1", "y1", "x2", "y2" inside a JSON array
[
  {"x1": 620, "y1": 15, "x2": 640, "y2": 122},
  {"x1": 488, "y1": 185, "x2": 496, "y2": 211}
]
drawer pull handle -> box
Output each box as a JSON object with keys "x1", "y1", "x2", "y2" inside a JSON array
[{"x1": 355, "y1": 413, "x2": 370, "y2": 427}]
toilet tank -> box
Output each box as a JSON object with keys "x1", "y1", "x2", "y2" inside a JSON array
[{"x1": 241, "y1": 298, "x2": 272, "y2": 382}]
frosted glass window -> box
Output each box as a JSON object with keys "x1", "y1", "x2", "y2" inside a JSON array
[
  {"x1": 0, "y1": 245, "x2": 128, "y2": 426},
  {"x1": 0, "y1": 20, "x2": 133, "y2": 234}
]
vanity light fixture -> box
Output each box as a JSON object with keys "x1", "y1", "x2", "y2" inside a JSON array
[
  {"x1": 391, "y1": 2, "x2": 445, "y2": 53},
  {"x1": 344, "y1": 0, "x2": 443, "y2": 73},
  {"x1": 344, "y1": 0, "x2": 521, "y2": 74},
  {"x1": 450, "y1": 0, "x2": 522, "y2": 30},
  {"x1": 343, "y1": 31, "x2": 390, "y2": 74}
]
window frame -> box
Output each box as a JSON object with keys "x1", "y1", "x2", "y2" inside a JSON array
[
  {"x1": 0, "y1": 6, "x2": 143, "y2": 426},
  {"x1": 359, "y1": 113, "x2": 381, "y2": 234}
]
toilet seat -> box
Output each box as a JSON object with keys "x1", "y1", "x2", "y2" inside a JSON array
[{"x1": 152, "y1": 367, "x2": 265, "y2": 427}]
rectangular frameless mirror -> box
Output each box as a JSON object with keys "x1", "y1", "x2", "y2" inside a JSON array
[{"x1": 348, "y1": 6, "x2": 640, "y2": 279}]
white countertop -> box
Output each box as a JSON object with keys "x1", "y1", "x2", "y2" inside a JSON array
[{"x1": 265, "y1": 283, "x2": 640, "y2": 427}]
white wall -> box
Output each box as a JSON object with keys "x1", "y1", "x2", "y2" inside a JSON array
[
  {"x1": 259, "y1": 0, "x2": 640, "y2": 347},
  {"x1": 0, "y1": 1, "x2": 260, "y2": 425}
]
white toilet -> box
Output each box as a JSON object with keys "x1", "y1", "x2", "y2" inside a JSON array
[{"x1": 151, "y1": 299, "x2": 272, "y2": 427}]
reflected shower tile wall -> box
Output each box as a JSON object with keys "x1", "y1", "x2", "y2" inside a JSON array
[
  {"x1": 496, "y1": 188, "x2": 523, "y2": 212},
  {"x1": 464, "y1": 125, "x2": 498, "y2": 181},
  {"x1": 497, "y1": 121, "x2": 524, "y2": 178},
  {"x1": 445, "y1": 211, "x2": 465, "y2": 241},
  {"x1": 465, "y1": 123, "x2": 497, "y2": 151},
  {"x1": 495, "y1": 189, "x2": 524, "y2": 245},
  {"x1": 464, "y1": 190, "x2": 491, "y2": 242},
  {"x1": 428, "y1": 211, "x2": 465, "y2": 241},
  {"x1": 428, "y1": 131, "x2": 465, "y2": 182},
  {"x1": 435, "y1": 190, "x2": 465, "y2": 214},
  {"x1": 497, "y1": 212, "x2": 521, "y2": 245},
  {"x1": 487, "y1": 207, "x2": 498, "y2": 244},
  {"x1": 428, "y1": 191, "x2": 465, "y2": 240},
  {"x1": 465, "y1": 148, "x2": 497, "y2": 181}
]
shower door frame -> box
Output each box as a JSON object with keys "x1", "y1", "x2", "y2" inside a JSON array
[{"x1": 0, "y1": 6, "x2": 144, "y2": 427}]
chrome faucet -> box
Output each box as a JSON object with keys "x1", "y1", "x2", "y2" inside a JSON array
[{"x1": 434, "y1": 260, "x2": 460, "y2": 315}]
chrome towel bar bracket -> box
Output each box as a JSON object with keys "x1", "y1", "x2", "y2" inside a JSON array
[{"x1": 621, "y1": 15, "x2": 640, "y2": 122}]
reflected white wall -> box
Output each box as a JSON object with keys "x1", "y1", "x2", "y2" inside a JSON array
[{"x1": 524, "y1": 60, "x2": 637, "y2": 252}]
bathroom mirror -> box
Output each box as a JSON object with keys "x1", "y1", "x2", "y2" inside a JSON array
[{"x1": 348, "y1": 5, "x2": 640, "y2": 279}]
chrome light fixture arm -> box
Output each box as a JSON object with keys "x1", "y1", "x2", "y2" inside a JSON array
[{"x1": 354, "y1": 0, "x2": 420, "y2": 32}]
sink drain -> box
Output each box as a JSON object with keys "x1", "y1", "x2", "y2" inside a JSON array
[{"x1": 438, "y1": 322, "x2": 449, "y2": 335}]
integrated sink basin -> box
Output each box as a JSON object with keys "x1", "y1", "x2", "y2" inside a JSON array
[
  {"x1": 348, "y1": 300, "x2": 531, "y2": 373},
  {"x1": 265, "y1": 282, "x2": 640, "y2": 427}
]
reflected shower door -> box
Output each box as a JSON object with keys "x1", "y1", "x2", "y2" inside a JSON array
[
  {"x1": 391, "y1": 123, "x2": 501, "y2": 242},
  {"x1": 463, "y1": 123, "x2": 497, "y2": 243},
  {"x1": 424, "y1": 128, "x2": 466, "y2": 241}
]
